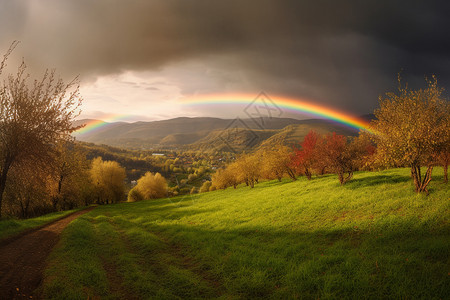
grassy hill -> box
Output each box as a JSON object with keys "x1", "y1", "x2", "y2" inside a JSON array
[
  {"x1": 42, "y1": 168, "x2": 449, "y2": 299},
  {"x1": 258, "y1": 123, "x2": 355, "y2": 150},
  {"x1": 188, "y1": 127, "x2": 279, "y2": 153}
]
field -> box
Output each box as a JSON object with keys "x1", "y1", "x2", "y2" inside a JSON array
[{"x1": 42, "y1": 168, "x2": 449, "y2": 299}]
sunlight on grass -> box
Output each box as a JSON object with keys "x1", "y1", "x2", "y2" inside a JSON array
[{"x1": 43, "y1": 168, "x2": 449, "y2": 299}]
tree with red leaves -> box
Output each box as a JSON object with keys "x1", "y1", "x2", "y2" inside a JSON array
[
  {"x1": 321, "y1": 132, "x2": 369, "y2": 185},
  {"x1": 292, "y1": 130, "x2": 320, "y2": 180}
]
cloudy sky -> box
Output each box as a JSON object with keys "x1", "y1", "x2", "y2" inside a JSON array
[{"x1": 1, "y1": 0, "x2": 449, "y2": 121}]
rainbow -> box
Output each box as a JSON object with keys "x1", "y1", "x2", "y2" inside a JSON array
[
  {"x1": 181, "y1": 93, "x2": 372, "y2": 133},
  {"x1": 74, "y1": 114, "x2": 130, "y2": 135}
]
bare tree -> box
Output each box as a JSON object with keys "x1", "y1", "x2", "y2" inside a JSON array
[{"x1": 0, "y1": 42, "x2": 82, "y2": 217}]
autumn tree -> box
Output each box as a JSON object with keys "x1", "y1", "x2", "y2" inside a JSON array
[
  {"x1": 128, "y1": 172, "x2": 168, "y2": 201},
  {"x1": 371, "y1": 76, "x2": 449, "y2": 193},
  {"x1": 90, "y1": 157, "x2": 126, "y2": 204},
  {"x1": 261, "y1": 146, "x2": 297, "y2": 181},
  {"x1": 235, "y1": 154, "x2": 261, "y2": 188},
  {"x1": 433, "y1": 115, "x2": 450, "y2": 183},
  {"x1": 0, "y1": 42, "x2": 82, "y2": 217},
  {"x1": 48, "y1": 142, "x2": 92, "y2": 210},
  {"x1": 4, "y1": 163, "x2": 50, "y2": 218},
  {"x1": 320, "y1": 133, "x2": 368, "y2": 185},
  {"x1": 211, "y1": 166, "x2": 239, "y2": 189},
  {"x1": 351, "y1": 133, "x2": 378, "y2": 171},
  {"x1": 291, "y1": 130, "x2": 320, "y2": 180},
  {"x1": 435, "y1": 151, "x2": 449, "y2": 183}
]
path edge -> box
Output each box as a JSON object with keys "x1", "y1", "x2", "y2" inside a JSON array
[{"x1": 0, "y1": 206, "x2": 97, "y2": 247}]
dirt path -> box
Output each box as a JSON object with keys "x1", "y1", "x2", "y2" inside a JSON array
[{"x1": 0, "y1": 207, "x2": 95, "y2": 299}]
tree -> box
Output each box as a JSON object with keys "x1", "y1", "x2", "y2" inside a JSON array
[
  {"x1": 262, "y1": 146, "x2": 297, "y2": 181},
  {"x1": 291, "y1": 130, "x2": 320, "y2": 180},
  {"x1": 0, "y1": 42, "x2": 82, "y2": 217},
  {"x1": 128, "y1": 172, "x2": 168, "y2": 201},
  {"x1": 371, "y1": 76, "x2": 449, "y2": 193},
  {"x1": 211, "y1": 166, "x2": 239, "y2": 189},
  {"x1": 235, "y1": 154, "x2": 260, "y2": 188},
  {"x1": 435, "y1": 151, "x2": 449, "y2": 183},
  {"x1": 48, "y1": 142, "x2": 92, "y2": 210},
  {"x1": 90, "y1": 157, "x2": 126, "y2": 204},
  {"x1": 4, "y1": 163, "x2": 50, "y2": 218},
  {"x1": 320, "y1": 133, "x2": 368, "y2": 185},
  {"x1": 322, "y1": 133, "x2": 352, "y2": 184}
]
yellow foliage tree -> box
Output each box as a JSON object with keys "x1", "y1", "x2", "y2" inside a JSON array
[
  {"x1": 371, "y1": 76, "x2": 449, "y2": 193},
  {"x1": 90, "y1": 157, "x2": 126, "y2": 204},
  {"x1": 211, "y1": 167, "x2": 239, "y2": 189},
  {"x1": 236, "y1": 154, "x2": 261, "y2": 188},
  {"x1": 48, "y1": 142, "x2": 92, "y2": 210},
  {"x1": 261, "y1": 146, "x2": 296, "y2": 181},
  {"x1": 128, "y1": 172, "x2": 167, "y2": 201}
]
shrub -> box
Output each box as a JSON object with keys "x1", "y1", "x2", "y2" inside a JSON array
[
  {"x1": 199, "y1": 181, "x2": 212, "y2": 193},
  {"x1": 188, "y1": 174, "x2": 198, "y2": 182},
  {"x1": 133, "y1": 172, "x2": 168, "y2": 200},
  {"x1": 127, "y1": 188, "x2": 144, "y2": 202}
]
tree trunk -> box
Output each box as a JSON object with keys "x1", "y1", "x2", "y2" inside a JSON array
[
  {"x1": 286, "y1": 167, "x2": 297, "y2": 181},
  {"x1": 305, "y1": 167, "x2": 312, "y2": 180},
  {"x1": 58, "y1": 174, "x2": 64, "y2": 194},
  {"x1": 0, "y1": 160, "x2": 12, "y2": 219},
  {"x1": 337, "y1": 169, "x2": 353, "y2": 185},
  {"x1": 411, "y1": 164, "x2": 433, "y2": 194},
  {"x1": 0, "y1": 178, "x2": 6, "y2": 219},
  {"x1": 338, "y1": 171, "x2": 344, "y2": 185},
  {"x1": 443, "y1": 161, "x2": 448, "y2": 184},
  {"x1": 342, "y1": 171, "x2": 353, "y2": 184}
]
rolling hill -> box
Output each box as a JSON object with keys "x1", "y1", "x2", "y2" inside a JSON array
[{"x1": 73, "y1": 116, "x2": 367, "y2": 152}]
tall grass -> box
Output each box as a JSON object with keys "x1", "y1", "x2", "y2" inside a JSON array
[{"x1": 43, "y1": 168, "x2": 449, "y2": 299}]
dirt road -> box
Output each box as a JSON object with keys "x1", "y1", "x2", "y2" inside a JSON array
[{"x1": 0, "y1": 207, "x2": 95, "y2": 299}]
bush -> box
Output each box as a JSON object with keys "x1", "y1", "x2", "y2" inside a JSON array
[
  {"x1": 127, "y1": 188, "x2": 144, "y2": 202},
  {"x1": 188, "y1": 174, "x2": 198, "y2": 182},
  {"x1": 133, "y1": 172, "x2": 168, "y2": 200},
  {"x1": 199, "y1": 181, "x2": 212, "y2": 193}
]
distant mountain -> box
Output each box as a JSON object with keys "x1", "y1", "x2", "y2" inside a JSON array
[{"x1": 73, "y1": 116, "x2": 370, "y2": 152}]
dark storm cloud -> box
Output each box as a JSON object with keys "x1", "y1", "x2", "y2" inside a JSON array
[{"x1": 1, "y1": 0, "x2": 450, "y2": 114}]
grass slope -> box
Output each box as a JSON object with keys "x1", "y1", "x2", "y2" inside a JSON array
[
  {"x1": 0, "y1": 208, "x2": 85, "y2": 241},
  {"x1": 43, "y1": 168, "x2": 449, "y2": 299}
]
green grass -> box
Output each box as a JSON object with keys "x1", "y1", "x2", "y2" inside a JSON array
[
  {"x1": 43, "y1": 168, "x2": 449, "y2": 299},
  {"x1": 0, "y1": 208, "x2": 86, "y2": 241}
]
